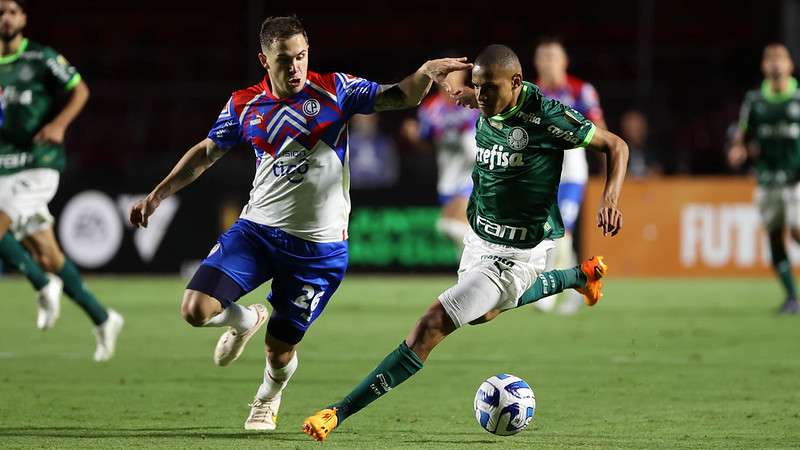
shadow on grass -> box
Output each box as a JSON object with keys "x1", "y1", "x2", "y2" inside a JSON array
[
  {"x1": 0, "y1": 426, "x2": 310, "y2": 441},
  {"x1": 0, "y1": 426, "x2": 513, "y2": 445}
]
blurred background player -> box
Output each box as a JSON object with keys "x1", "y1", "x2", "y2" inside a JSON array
[
  {"x1": 729, "y1": 43, "x2": 800, "y2": 314},
  {"x1": 620, "y1": 109, "x2": 661, "y2": 178},
  {"x1": 348, "y1": 113, "x2": 399, "y2": 189},
  {"x1": 532, "y1": 37, "x2": 608, "y2": 315},
  {"x1": 402, "y1": 69, "x2": 479, "y2": 251},
  {"x1": 0, "y1": 0, "x2": 123, "y2": 360},
  {"x1": 129, "y1": 15, "x2": 471, "y2": 432}
]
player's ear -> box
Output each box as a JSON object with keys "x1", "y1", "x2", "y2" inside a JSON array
[
  {"x1": 257, "y1": 52, "x2": 268, "y2": 70},
  {"x1": 511, "y1": 73, "x2": 523, "y2": 89}
]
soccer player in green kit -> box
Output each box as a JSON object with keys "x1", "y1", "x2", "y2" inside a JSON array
[
  {"x1": 729, "y1": 43, "x2": 800, "y2": 315},
  {"x1": 303, "y1": 44, "x2": 628, "y2": 441},
  {"x1": 0, "y1": 0, "x2": 123, "y2": 360}
]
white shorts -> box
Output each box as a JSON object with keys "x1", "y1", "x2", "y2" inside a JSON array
[
  {"x1": 755, "y1": 183, "x2": 800, "y2": 231},
  {"x1": 0, "y1": 168, "x2": 60, "y2": 239},
  {"x1": 438, "y1": 230, "x2": 555, "y2": 327}
]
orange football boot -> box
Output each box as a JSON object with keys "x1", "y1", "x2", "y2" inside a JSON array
[
  {"x1": 575, "y1": 256, "x2": 608, "y2": 306},
  {"x1": 303, "y1": 408, "x2": 339, "y2": 441}
]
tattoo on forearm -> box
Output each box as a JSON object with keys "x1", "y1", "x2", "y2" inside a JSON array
[{"x1": 374, "y1": 84, "x2": 409, "y2": 111}]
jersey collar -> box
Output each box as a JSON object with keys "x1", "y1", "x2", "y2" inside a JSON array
[
  {"x1": 0, "y1": 38, "x2": 29, "y2": 65},
  {"x1": 761, "y1": 77, "x2": 798, "y2": 103},
  {"x1": 489, "y1": 83, "x2": 530, "y2": 122}
]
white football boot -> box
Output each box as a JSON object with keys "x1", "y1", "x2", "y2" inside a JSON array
[
  {"x1": 244, "y1": 396, "x2": 281, "y2": 431},
  {"x1": 94, "y1": 309, "x2": 124, "y2": 362},
  {"x1": 213, "y1": 304, "x2": 268, "y2": 366},
  {"x1": 36, "y1": 275, "x2": 63, "y2": 330}
]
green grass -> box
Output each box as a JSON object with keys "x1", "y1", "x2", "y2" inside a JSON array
[{"x1": 0, "y1": 275, "x2": 799, "y2": 449}]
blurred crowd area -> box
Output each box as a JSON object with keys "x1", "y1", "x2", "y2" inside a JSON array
[{"x1": 25, "y1": 0, "x2": 797, "y2": 196}]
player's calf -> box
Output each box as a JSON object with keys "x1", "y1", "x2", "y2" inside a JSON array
[{"x1": 405, "y1": 300, "x2": 457, "y2": 362}]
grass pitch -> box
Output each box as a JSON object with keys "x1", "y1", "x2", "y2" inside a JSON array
[{"x1": 0, "y1": 275, "x2": 799, "y2": 449}]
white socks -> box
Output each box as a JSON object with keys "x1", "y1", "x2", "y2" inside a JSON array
[
  {"x1": 203, "y1": 303, "x2": 258, "y2": 332},
  {"x1": 256, "y1": 352, "x2": 299, "y2": 402}
]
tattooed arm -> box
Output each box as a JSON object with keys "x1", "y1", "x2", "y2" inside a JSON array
[
  {"x1": 374, "y1": 57, "x2": 473, "y2": 111},
  {"x1": 130, "y1": 138, "x2": 225, "y2": 228}
]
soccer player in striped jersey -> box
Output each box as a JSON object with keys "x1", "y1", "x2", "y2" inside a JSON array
[
  {"x1": 532, "y1": 37, "x2": 608, "y2": 315},
  {"x1": 403, "y1": 69, "x2": 479, "y2": 251},
  {"x1": 129, "y1": 16, "x2": 471, "y2": 431}
]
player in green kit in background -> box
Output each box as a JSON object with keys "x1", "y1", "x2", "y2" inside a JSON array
[
  {"x1": 0, "y1": 0, "x2": 123, "y2": 360},
  {"x1": 302, "y1": 44, "x2": 628, "y2": 441},
  {"x1": 729, "y1": 43, "x2": 800, "y2": 315}
]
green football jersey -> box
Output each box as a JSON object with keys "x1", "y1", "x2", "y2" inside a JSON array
[
  {"x1": 0, "y1": 38, "x2": 82, "y2": 175},
  {"x1": 467, "y1": 81, "x2": 596, "y2": 249},
  {"x1": 738, "y1": 77, "x2": 800, "y2": 186}
]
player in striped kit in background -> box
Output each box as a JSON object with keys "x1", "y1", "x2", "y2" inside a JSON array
[
  {"x1": 402, "y1": 68, "x2": 479, "y2": 253},
  {"x1": 532, "y1": 37, "x2": 608, "y2": 315}
]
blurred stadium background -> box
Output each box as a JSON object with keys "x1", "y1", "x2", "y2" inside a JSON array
[{"x1": 4, "y1": 0, "x2": 797, "y2": 276}]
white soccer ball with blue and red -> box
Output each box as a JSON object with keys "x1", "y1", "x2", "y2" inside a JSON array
[{"x1": 474, "y1": 373, "x2": 536, "y2": 436}]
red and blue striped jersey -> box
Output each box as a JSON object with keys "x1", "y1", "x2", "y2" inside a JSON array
[{"x1": 207, "y1": 71, "x2": 380, "y2": 242}]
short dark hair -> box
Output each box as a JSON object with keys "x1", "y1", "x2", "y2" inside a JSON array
[
  {"x1": 259, "y1": 15, "x2": 307, "y2": 50},
  {"x1": 475, "y1": 44, "x2": 522, "y2": 73}
]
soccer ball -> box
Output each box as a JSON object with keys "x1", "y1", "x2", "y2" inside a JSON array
[{"x1": 474, "y1": 373, "x2": 536, "y2": 436}]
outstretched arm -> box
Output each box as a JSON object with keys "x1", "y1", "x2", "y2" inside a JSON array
[
  {"x1": 587, "y1": 127, "x2": 629, "y2": 237},
  {"x1": 130, "y1": 138, "x2": 225, "y2": 228},
  {"x1": 374, "y1": 57, "x2": 473, "y2": 111}
]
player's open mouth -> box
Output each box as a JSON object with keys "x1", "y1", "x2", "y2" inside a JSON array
[{"x1": 288, "y1": 78, "x2": 302, "y2": 87}]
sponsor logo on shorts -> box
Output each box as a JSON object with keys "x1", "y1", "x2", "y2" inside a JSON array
[{"x1": 481, "y1": 254, "x2": 517, "y2": 270}]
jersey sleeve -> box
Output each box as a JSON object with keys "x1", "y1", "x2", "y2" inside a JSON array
[
  {"x1": 538, "y1": 96, "x2": 596, "y2": 150},
  {"x1": 334, "y1": 73, "x2": 380, "y2": 117},
  {"x1": 43, "y1": 47, "x2": 81, "y2": 92},
  {"x1": 207, "y1": 96, "x2": 242, "y2": 150},
  {"x1": 578, "y1": 82, "x2": 604, "y2": 124}
]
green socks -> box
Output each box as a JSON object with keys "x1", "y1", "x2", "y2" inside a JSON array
[
  {"x1": 518, "y1": 267, "x2": 587, "y2": 307},
  {"x1": 769, "y1": 233, "x2": 797, "y2": 299},
  {"x1": 58, "y1": 259, "x2": 108, "y2": 325},
  {"x1": 333, "y1": 341, "x2": 424, "y2": 422},
  {"x1": 0, "y1": 232, "x2": 50, "y2": 290}
]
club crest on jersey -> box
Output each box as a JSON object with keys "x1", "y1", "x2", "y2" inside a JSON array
[
  {"x1": 302, "y1": 99, "x2": 320, "y2": 117},
  {"x1": 507, "y1": 127, "x2": 529, "y2": 150}
]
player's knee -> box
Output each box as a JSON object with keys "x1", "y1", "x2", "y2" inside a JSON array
[
  {"x1": 37, "y1": 251, "x2": 64, "y2": 273},
  {"x1": 180, "y1": 292, "x2": 211, "y2": 327},
  {"x1": 418, "y1": 308, "x2": 449, "y2": 334},
  {"x1": 790, "y1": 228, "x2": 800, "y2": 243}
]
